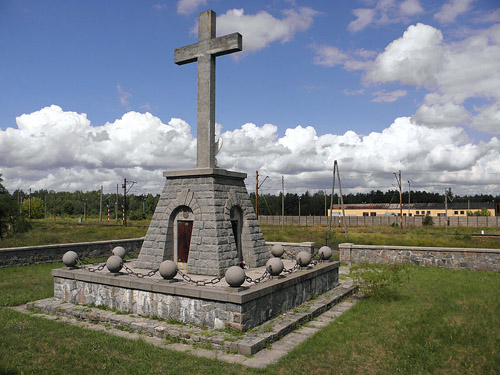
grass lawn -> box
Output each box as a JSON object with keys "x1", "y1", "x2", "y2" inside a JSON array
[
  {"x1": 0, "y1": 262, "x2": 499, "y2": 374},
  {"x1": 0, "y1": 218, "x2": 149, "y2": 248},
  {"x1": 261, "y1": 224, "x2": 500, "y2": 250}
]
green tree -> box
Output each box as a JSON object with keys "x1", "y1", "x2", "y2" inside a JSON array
[{"x1": 22, "y1": 196, "x2": 44, "y2": 219}]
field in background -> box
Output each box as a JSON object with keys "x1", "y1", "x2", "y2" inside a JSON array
[
  {"x1": 0, "y1": 218, "x2": 149, "y2": 248},
  {"x1": 2, "y1": 218, "x2": 500, "y2": 251}
]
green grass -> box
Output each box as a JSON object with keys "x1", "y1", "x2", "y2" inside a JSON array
[
  {"x1": 0, "y1": 218, "x2": 148, "y2": 248},
  {"x1": 1, "y1": 262, "x2": 499, "y2": 374},
  {"x1": 261, "y1": 224, "x2": 500, "y2": 250}
]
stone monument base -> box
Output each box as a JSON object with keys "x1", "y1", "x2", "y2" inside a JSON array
[
  {"x1": 136, "y1": 168, "x2": 268, "y2": 276},
  {"x1": 51, "y1": 260, "x2": 339, "y2": 330}
]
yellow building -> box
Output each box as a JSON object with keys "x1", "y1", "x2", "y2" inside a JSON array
[{"x1": 329, "y1": 202, "x2": 496, "y2": 217}]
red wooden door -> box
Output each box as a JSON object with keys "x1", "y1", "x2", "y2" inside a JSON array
[{"x1": 177, "y1": 221, "x2": 193, "y2": 263}]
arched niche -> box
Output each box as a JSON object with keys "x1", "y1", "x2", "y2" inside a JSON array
[
  {"x1": 171, "y1": 205, "x2": 194, "y2": 266},
  {"x1": 229, "y1": 205, "x2": 243, "y2": 263}
]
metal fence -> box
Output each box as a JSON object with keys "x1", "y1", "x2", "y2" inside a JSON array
[{"x1": 258, "y1": 215, "x2": 500, "y2": 228}]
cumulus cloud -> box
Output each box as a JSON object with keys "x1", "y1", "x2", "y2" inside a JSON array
[
  {"x1": 317, "y1": 22, "x2": 500, "y2": 134},
  {"x1": 1, "y1": 106, "x2": 499, "y2": 195},
  {"x1": 434, "y1": 0, "x2": 474, "y2": 24},
  {"x1": 216, "y1": 8, "x2": 318, "y2": 55},
  {"x1": 177, "y1": 0, "x2": 206, "y2": 15},
  {"x1": 348, "y1": 0, "x2": 424, "y2": 32}
]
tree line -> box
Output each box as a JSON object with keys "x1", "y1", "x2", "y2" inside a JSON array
[{"x1": 250, "y1": 190, "x2": 499, "y2": 217}]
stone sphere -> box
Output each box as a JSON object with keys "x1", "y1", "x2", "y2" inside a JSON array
[
  {"x1": 319, "y1": 246, "x2": 333, "y2": 260},
  {"x1": 296, "y1": 251, "x2": 312, "y2": 267},
  {"x1": 266, "y1": 257, "x2": 284, "y2": 276},
  {"x1": 112, "y1": 246, "x2": 127, "y2": 259},
  {"x1": 225, "y1": 266, "x2": 246, "y2": 287},
  {"x1": 62, "y1": 251, "x2": 79, "y2": 267},
  {"x1": 106, "y1": 255, "x2": 123, "y2": 273},
  {"x1": 159, "y1": 260, "x2": 177, "y2": 279},
  {"x1": 271, "y1": 244, "x2": 284, "y2": 258}
]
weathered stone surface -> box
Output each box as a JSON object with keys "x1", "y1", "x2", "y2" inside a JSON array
[
  {"x1": 339, "y1": 243, "x2": 500, "y2": 271},
  {"x1": 136, "y1": 169, "x2": 268, "y2": 276}
]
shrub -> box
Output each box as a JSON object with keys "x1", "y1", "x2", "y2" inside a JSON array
[
  {"x1": 422, "y1": 214, "x2": 433, "y2": 226},
  {"x1": 350, "y1": 263, "x2": 410, "y2": 299}
]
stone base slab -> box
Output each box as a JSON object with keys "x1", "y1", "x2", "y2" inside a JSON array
[
  {"x1": 31, "y1": 268, "x2": 354, "y2": 356},
  {"x1": 52, "y1": 261, "x2": 340, "y2": 330}
]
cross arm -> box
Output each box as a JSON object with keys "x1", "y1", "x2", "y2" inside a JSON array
[{"x1": 174, "y1": 32, "x2": 242, "y2": 66}]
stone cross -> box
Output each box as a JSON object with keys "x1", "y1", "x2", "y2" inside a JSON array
[{"x1": 174, "y1": 10, "x2": 242, "y2": 169}]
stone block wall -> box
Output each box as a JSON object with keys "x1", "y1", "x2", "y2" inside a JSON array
[
  {"x1": 52, "y1": 261, "x2": 339, "y2": 330},
  {"x1": 0, "y1": 238, "x2": 144, "y2": 268},
  {"x1": 265, "y1": 241, "x2": 315, "y2": 258},
  {"x1": 339, "y1": 243, "x2": 500, "y2": 271}
]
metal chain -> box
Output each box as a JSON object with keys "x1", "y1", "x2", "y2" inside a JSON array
[
  {"x1": 76, "y1": 259, "x2": 106, "y2": 272},
  {"x1": 122, "y1": 263, "x2": 159, "y2": 278},
  {"x1": 245, "y1": 270, "x2": 269, "y2": 284},
  {"x1": 176, "y1": 269, "x2": 223, "y2": 286},
  {"x1": 282, "y1": 262, "x2": 301, "y2": 275}
]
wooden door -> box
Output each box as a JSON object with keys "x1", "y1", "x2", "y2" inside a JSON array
[{"x1": 177, "y1": 221, "x2": 193, "y2": 263}]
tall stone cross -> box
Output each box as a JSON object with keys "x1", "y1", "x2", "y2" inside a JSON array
[{"x1": 174, "y1": 10, "x2": 242, "y2": 169}]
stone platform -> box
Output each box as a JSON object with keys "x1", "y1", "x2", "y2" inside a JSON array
[{"x1": 51, "y1": 259, "x2": 340, "y2": 330}]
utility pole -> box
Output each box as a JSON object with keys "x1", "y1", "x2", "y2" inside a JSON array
[
  {"x1": 44, "y1": 195, "x2": 47, "y2": 219},
  {"x1": 329, "y1": 163, "x2": 336, "y2": 231},
  {"x1": 255, "y1": 171, "x2": 259, "y2": 219},
  {"x1": 394, "y1": 171, "x2": 402, "y2": 231},
  {"x1": 281, "y1": 176, "x2": 285, "y2": 228},
  {"x1": 298, "y1": 197, "x2": 301, "y2": 218},
  {"x1": 255, "y1": 171, "x2": 269, "y2": 220},
  {"x1": 335, "y1": 160, "x2": 348, "y2": 239},
  {"x1": 408, "y1": 180, "x2": 411, "y2": 218},
  {"x1": 122, "y1": 178, "x2": 127, "y2": 226},
  {"x1": 324, "y1": 191, "x2": 327, "y2": 217},
  {"x1": 116, "y1": 184, "x2": 119, "y2": 222},
  {"x1": 29, "y1": 188, "x2": 31, "y2": 219},
  {"x1": 99, "y1": 185, "x2": 103, "y2": 223},
  {"x1": 445, "y1": 188, "x2": 448, "y2": 231},
  {"x1": 83, "y1": 199, "x2": 87, "y2": 221}
]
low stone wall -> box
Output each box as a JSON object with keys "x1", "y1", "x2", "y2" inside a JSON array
[
  {"x1": 265, "y1": 241, "x2": 314, "y2": 258},
  {"x1": 339, "y1": 243, "x2": 500, "y2": 271},
  {"x1": 52, "y1": 261, "x2": 339, "y2": 330},
  {"x1": 0, "y1": 238, "x2": 144, "y2": 267}
]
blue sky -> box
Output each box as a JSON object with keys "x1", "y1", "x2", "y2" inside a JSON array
[{"x1": 1, "y1": 0, "x2": 500, "y2": 196}]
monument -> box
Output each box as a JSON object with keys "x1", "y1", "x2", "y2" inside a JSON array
[
  {"x1": 135, "y1": 10, "x2": 268, "y2": 276},
  {"x1": 48, "y1": 10, "x2": 342, "y2": 337}
]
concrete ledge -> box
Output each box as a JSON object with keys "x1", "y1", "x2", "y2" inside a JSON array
[
  {"x1": 339, "y1": 243, "x2": 500, "y2": 271},
  {"x1": 163, "y1": 168, "x2": 247, "y2": 180}
]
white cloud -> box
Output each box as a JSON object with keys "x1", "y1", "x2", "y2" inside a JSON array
[
  {"x1": 1, "y1": 107, "x2": 500, "y2": 195},
  {"x1": 177, "y1": 0, "x2": 206, "y2": 15},
  {"x1": 471, "y1": 102, "x2": 500, "y2": 134},
  {"x1": 216, "y1": 8, "x2": 318, "y2": 55},
  {"x1": 434, "y1": 0, "x2": 474, "y2": 24},
  {"x1": 310, "y1": 44, "x2": 374, "y2": 71},
  {"x1": 348, "y1": 0, "x2": 424, "y2": 32},
  {"x1": 372, "y1": 89, "x2": 407, "y2": 103},
  {"x1": 411, "y1": 102, "x2": 470, "y2": 127}
]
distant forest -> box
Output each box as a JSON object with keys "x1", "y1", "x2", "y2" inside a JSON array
[{"x1": 6, "y1": 187, "x2": 498, "y2": 219}]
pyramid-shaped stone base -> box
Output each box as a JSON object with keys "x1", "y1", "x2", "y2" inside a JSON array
[{"x1": 136, "y1": 168, "x2": 268, "y2": 276}]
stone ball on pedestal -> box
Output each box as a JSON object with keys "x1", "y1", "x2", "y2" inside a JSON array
[
  {"x1": 62, "y1": 251, "x2": 79, "y2": 267},
  {"x1": 106, "y1": 255, "x2": 123, "y2": 273},
  {"x1": 319, "y1": 246, "x2": 333, "y2": 260},
  {"x1": 266, "y1": 257, "x2": 284, "y2": 276},
  {"x1": 112, "y1": 246, "x2": 127, "y2": 259},
  {"x1": 159, "y1": 260, "x2": 178, "y2": 279},
  {"x1": 271, "y1": 244, "x2": 284, "y2": 258},
  {"x1": 297, "y1": 251, "x2": 312, "y2": 267},
  {"x1": 225, "y1": 266, "x2": 246, "y2": 287}
]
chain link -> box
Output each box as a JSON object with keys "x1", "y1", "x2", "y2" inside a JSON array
[
  {"x1": 76, "y1": 259, "x2": 106, "y2": 272},
  {"x1": 282, "y1": 262, "x2": 301, "y2": 275},
  {"x1": 245, "y1": 270, "x2": 269, "y2": 284},
  {"x1": 176, "y1": 269, "x2": 223, "y2": 286},
  {"x1": 122, "y1": 263, "x2": 159, "y2": 278}
]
